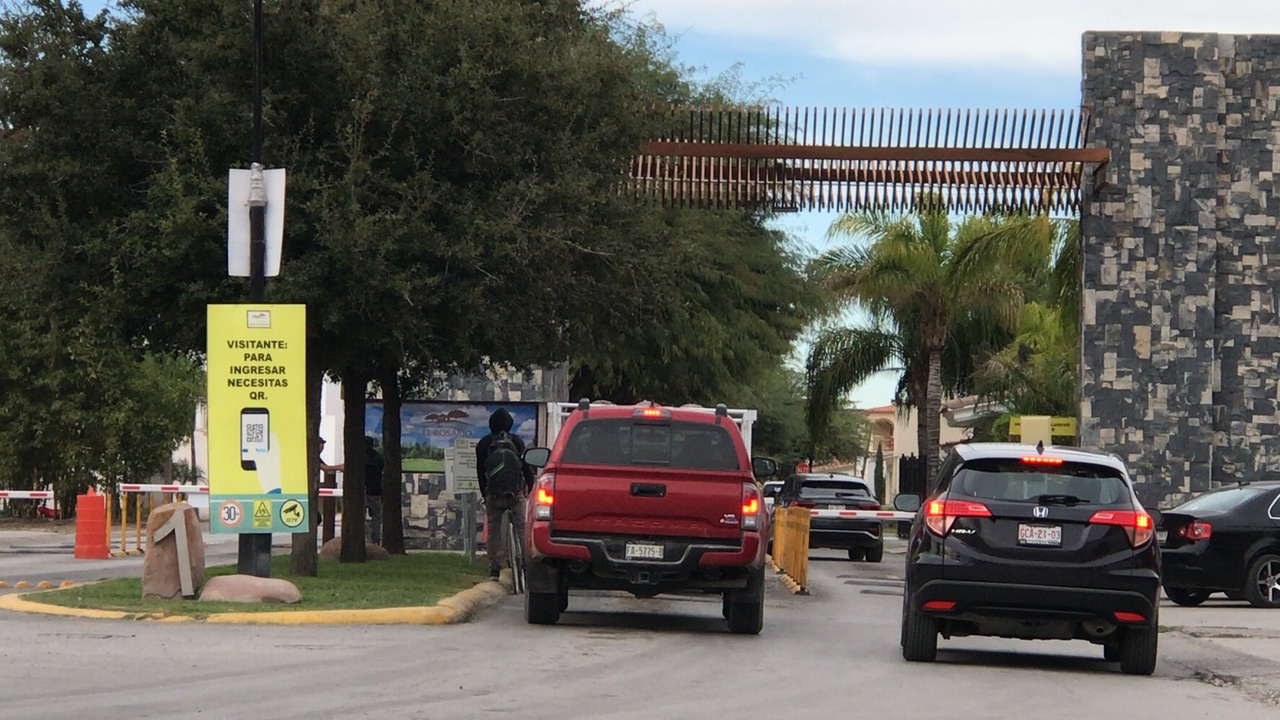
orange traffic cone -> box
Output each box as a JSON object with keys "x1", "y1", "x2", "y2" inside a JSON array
[{"x1": 74, "y1": 489, "x2": 109, "y2": 559}]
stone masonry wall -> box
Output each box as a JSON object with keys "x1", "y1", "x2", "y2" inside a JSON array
[{"x1": 1082, "y1": 32, "x2": 1280, "y2": 507}]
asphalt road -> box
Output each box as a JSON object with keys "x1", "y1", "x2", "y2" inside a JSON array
[{"x1": 1, "y1": 541, "x2": 1279, "y2": 719}]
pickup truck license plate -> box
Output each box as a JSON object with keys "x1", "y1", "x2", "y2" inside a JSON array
[
  {"x1": 1017, "y1": 524, "x2": 1062, "y2": 547},
  {"x1": 625, "y1": 543, "x2": 664, "y2": 560}
]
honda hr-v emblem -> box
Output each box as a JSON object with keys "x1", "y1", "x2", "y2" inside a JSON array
[{"x1": 1033, "y1": 506, "x2": 1049, "y2": 518}]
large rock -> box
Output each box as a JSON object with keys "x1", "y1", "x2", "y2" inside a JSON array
[
  {"x1": 141, "y1": 501, "x2": 205, "y2": 599},
  {"x1": 199, "y1": 574, "x2": 301, "y2": 604},
  {"x1": 318, "y1": 538, "x2": 390, "y2": 561}
]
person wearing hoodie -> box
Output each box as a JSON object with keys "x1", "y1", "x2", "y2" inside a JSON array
[{"x1": 475, "y1": 408, "x2": 535, "y2": 579}]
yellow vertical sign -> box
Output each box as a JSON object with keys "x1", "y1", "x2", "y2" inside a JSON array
[{"x1": 207, "y1": 305, "x2": 308, "y2": 534}]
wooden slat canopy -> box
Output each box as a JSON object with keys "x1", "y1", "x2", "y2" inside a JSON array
[{"x1": 631, "y1": 106, "x2": 1106, "y2": 214}]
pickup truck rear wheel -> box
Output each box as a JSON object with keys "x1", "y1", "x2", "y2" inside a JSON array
[
  {"x1": 526, "y1": 590, "x2": 561, "y2": 625},
  {"x1": 726, "y1": 567, "x2": 765, "y2": 634},
  {"x1": 726, "y1": 597, "x2": 763, "y2": 634}
]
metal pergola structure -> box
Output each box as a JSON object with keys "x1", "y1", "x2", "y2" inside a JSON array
[{"x1": 630, "y1": 106, "x2": 1109, "y2": 214}]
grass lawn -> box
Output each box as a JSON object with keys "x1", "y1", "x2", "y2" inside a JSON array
[
  {"x1": 29, "y1": 552, "x2": 489, "y2": 618},
  {"x1": 401, "y1": 458, "x2": 445, "y2": 473}
]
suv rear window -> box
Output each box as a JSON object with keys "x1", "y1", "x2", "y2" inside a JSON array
[
  {"x1": 801, "y1": 480, "x2": 872, "y2": 498},
  {"x1": 953, "y1": 459, "x2": 1128, "y2": 504},
  {"x1": 561, "y1": 418, "x2": 739, "y2": 470}
]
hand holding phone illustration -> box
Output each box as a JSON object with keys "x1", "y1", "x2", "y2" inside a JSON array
[
  {"x1": 253, "y1": 432, "x2": 283, "y2": 494},
  {"x1": 240, "y1": 408, "x2": 281, "y2": 493}
]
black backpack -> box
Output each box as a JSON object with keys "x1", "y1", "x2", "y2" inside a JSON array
[{"x1": 484, "y1": 431, "x2": 524, "y2": 499}]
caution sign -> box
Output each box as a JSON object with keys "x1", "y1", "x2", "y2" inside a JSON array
[
  {"x1": 279, "y1": 499, "x2": 305, "y2": 529},
  {"x1": 252, "y1": 500, "x2": 272, "y2": 530},
  {"x1": 219, "y1": 501, "x2": 244, "y2": 530}
]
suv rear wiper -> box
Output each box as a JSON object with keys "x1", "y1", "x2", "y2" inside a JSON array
[{"x1": 1036, "y1": 494, "x2": 1088, "y2": 505}]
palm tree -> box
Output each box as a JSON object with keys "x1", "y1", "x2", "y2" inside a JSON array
[
  {"x1": 974, "y1": 219, "x2": 1080, "y2": 419},
  {"x1": 806, "y1": 205, "x2": 1049, "y2": 487}
]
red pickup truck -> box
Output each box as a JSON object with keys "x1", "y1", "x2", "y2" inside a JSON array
[{"x1": 521, "y1": 400, "x2": 776, "y2": 633}]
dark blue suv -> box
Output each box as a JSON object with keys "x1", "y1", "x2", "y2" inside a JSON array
[{"x1": 898, "y1": 443, "x2": 1162, "y2": 675}]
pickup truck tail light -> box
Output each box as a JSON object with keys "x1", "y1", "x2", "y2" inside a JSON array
[
  {"x1": 533, "y1": 473, "x2": 555, "y2": 521},
  {"x1": 1088, "y1": 509, "x2": 1154, "y2": 547},
  {"x1": 924, "y1": 498, "x2": 991, "y2": 536},
  {"x1": 741, "y1": 484, "x2": 762, "y2": 531}
]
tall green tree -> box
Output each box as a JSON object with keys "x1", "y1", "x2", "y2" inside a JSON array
[
  {"x1": 807, "y1": 206, "x2": 1047, "y2": 486},
  {"x1": 0, "y1": 2, "x2": 204, "y2": 506},
  {"x1": 569, "y1": 211, "x2": 820, "y2": 405},
  {"x1": 739, "y1": 365, "x2": 868, "y2": 473}
]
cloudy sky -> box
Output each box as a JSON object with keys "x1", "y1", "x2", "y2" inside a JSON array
[{"x1": 623, "y1": 0, "x2": 1280, "y2": 406}]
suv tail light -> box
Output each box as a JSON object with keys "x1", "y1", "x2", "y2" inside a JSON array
[
  {"x1": 533, "y1": 473, "x2": 555, "y2": 521},
  {"x1": 793, "y1": 500, "x2": 816, "y2": 509},
  {"x1": 741, "y1": 484, "x2": 762, "y2": 531},
  {"x1": 1088, "y1": 509, "x2": 1154, "y2": 547},
  {"x1": 924, "y1": 498, "x2": 991, "y2": 536},
  {"x1": 1177, "y1": 521, "x2": 1212, "y2": 541}
]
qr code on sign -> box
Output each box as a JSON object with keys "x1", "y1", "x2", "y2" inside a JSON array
[{"x1": 245, "y1": 423, "x2": 265, "y2": 444}]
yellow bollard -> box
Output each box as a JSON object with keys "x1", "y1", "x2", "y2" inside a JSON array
[
  {"x1": 793, "y1": 510, "x2": 810, "y2": 592},
  {"x1": 105, "y1": 489, "x2": 113, "y2": 553},
  {"x1": 119, "y1": 492, "x2": 127, "y2": 555},
  {"x1": 133, "y1": 494, "x2": 142, "y2": 554},
  {"x1": 771, "y1": 507, "x2": 810, "y2": 594}
]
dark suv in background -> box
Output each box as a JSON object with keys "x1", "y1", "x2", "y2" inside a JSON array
[
  {"x1": 898, "y1": 443, "x2": 1162, "y2": 675},
  {"x1": 777, "y1": 473, "x2": 884, "y2": 562}
]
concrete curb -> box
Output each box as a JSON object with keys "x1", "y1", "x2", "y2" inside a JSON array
[{"x1": 0, "y1": 577, "x2": 513, "y2": 626}]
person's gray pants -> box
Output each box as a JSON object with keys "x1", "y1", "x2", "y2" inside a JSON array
[{"x1": 366, "y1": 495, "x2": 382, "y2": 545}]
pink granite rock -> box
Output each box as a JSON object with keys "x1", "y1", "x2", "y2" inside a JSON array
[
  {"x1": 199, "y1": 574, "x2": 302, "y2": 604},
  {"x1": 318, "y1": 538, "x2": 390, "y2": 561}
]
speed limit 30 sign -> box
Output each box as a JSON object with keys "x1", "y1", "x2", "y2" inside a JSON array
[{"x1": 219, "y1": 500, "x2": 244, "y2": 529}]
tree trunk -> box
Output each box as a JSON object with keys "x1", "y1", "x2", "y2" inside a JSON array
[
  {"x1": 379, "y1": 365, "x2": 406, "y2": 555},
  {"x1": 289, "y1": 354, "x2": 322, "y2": 577},
  {"x1": 915, "y1": 402, "x2": 928, "y2": 472},
  {"x1": 925, "y1": 350, "x2": 943, "y2": 493},
  {"x1": 340, "y1": 370, "x2": 368, "y2": 563}
]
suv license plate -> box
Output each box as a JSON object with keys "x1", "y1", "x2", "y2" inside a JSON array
[
  {"x1": 1017, "y1": 524, "x2": 1062, "y2": 547},
  {"x1": 1156, "y1": 530, "x2": 1168, "y2": 545},
  {"x1": 625, "y1": 543, "x2": 664, "y2": 561}
]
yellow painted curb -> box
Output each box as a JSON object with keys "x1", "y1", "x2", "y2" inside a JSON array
[
  {"x1": 0, "y1": 579, "x2": 512, "y2": 626},
  {"x1": 0, "y1": 593, "x2": 177, "y2": 621}
]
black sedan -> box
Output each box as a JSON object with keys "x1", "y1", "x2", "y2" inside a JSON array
[{"x1": 1159, "y1": 481, "x2": 1280, "y2": 608}]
